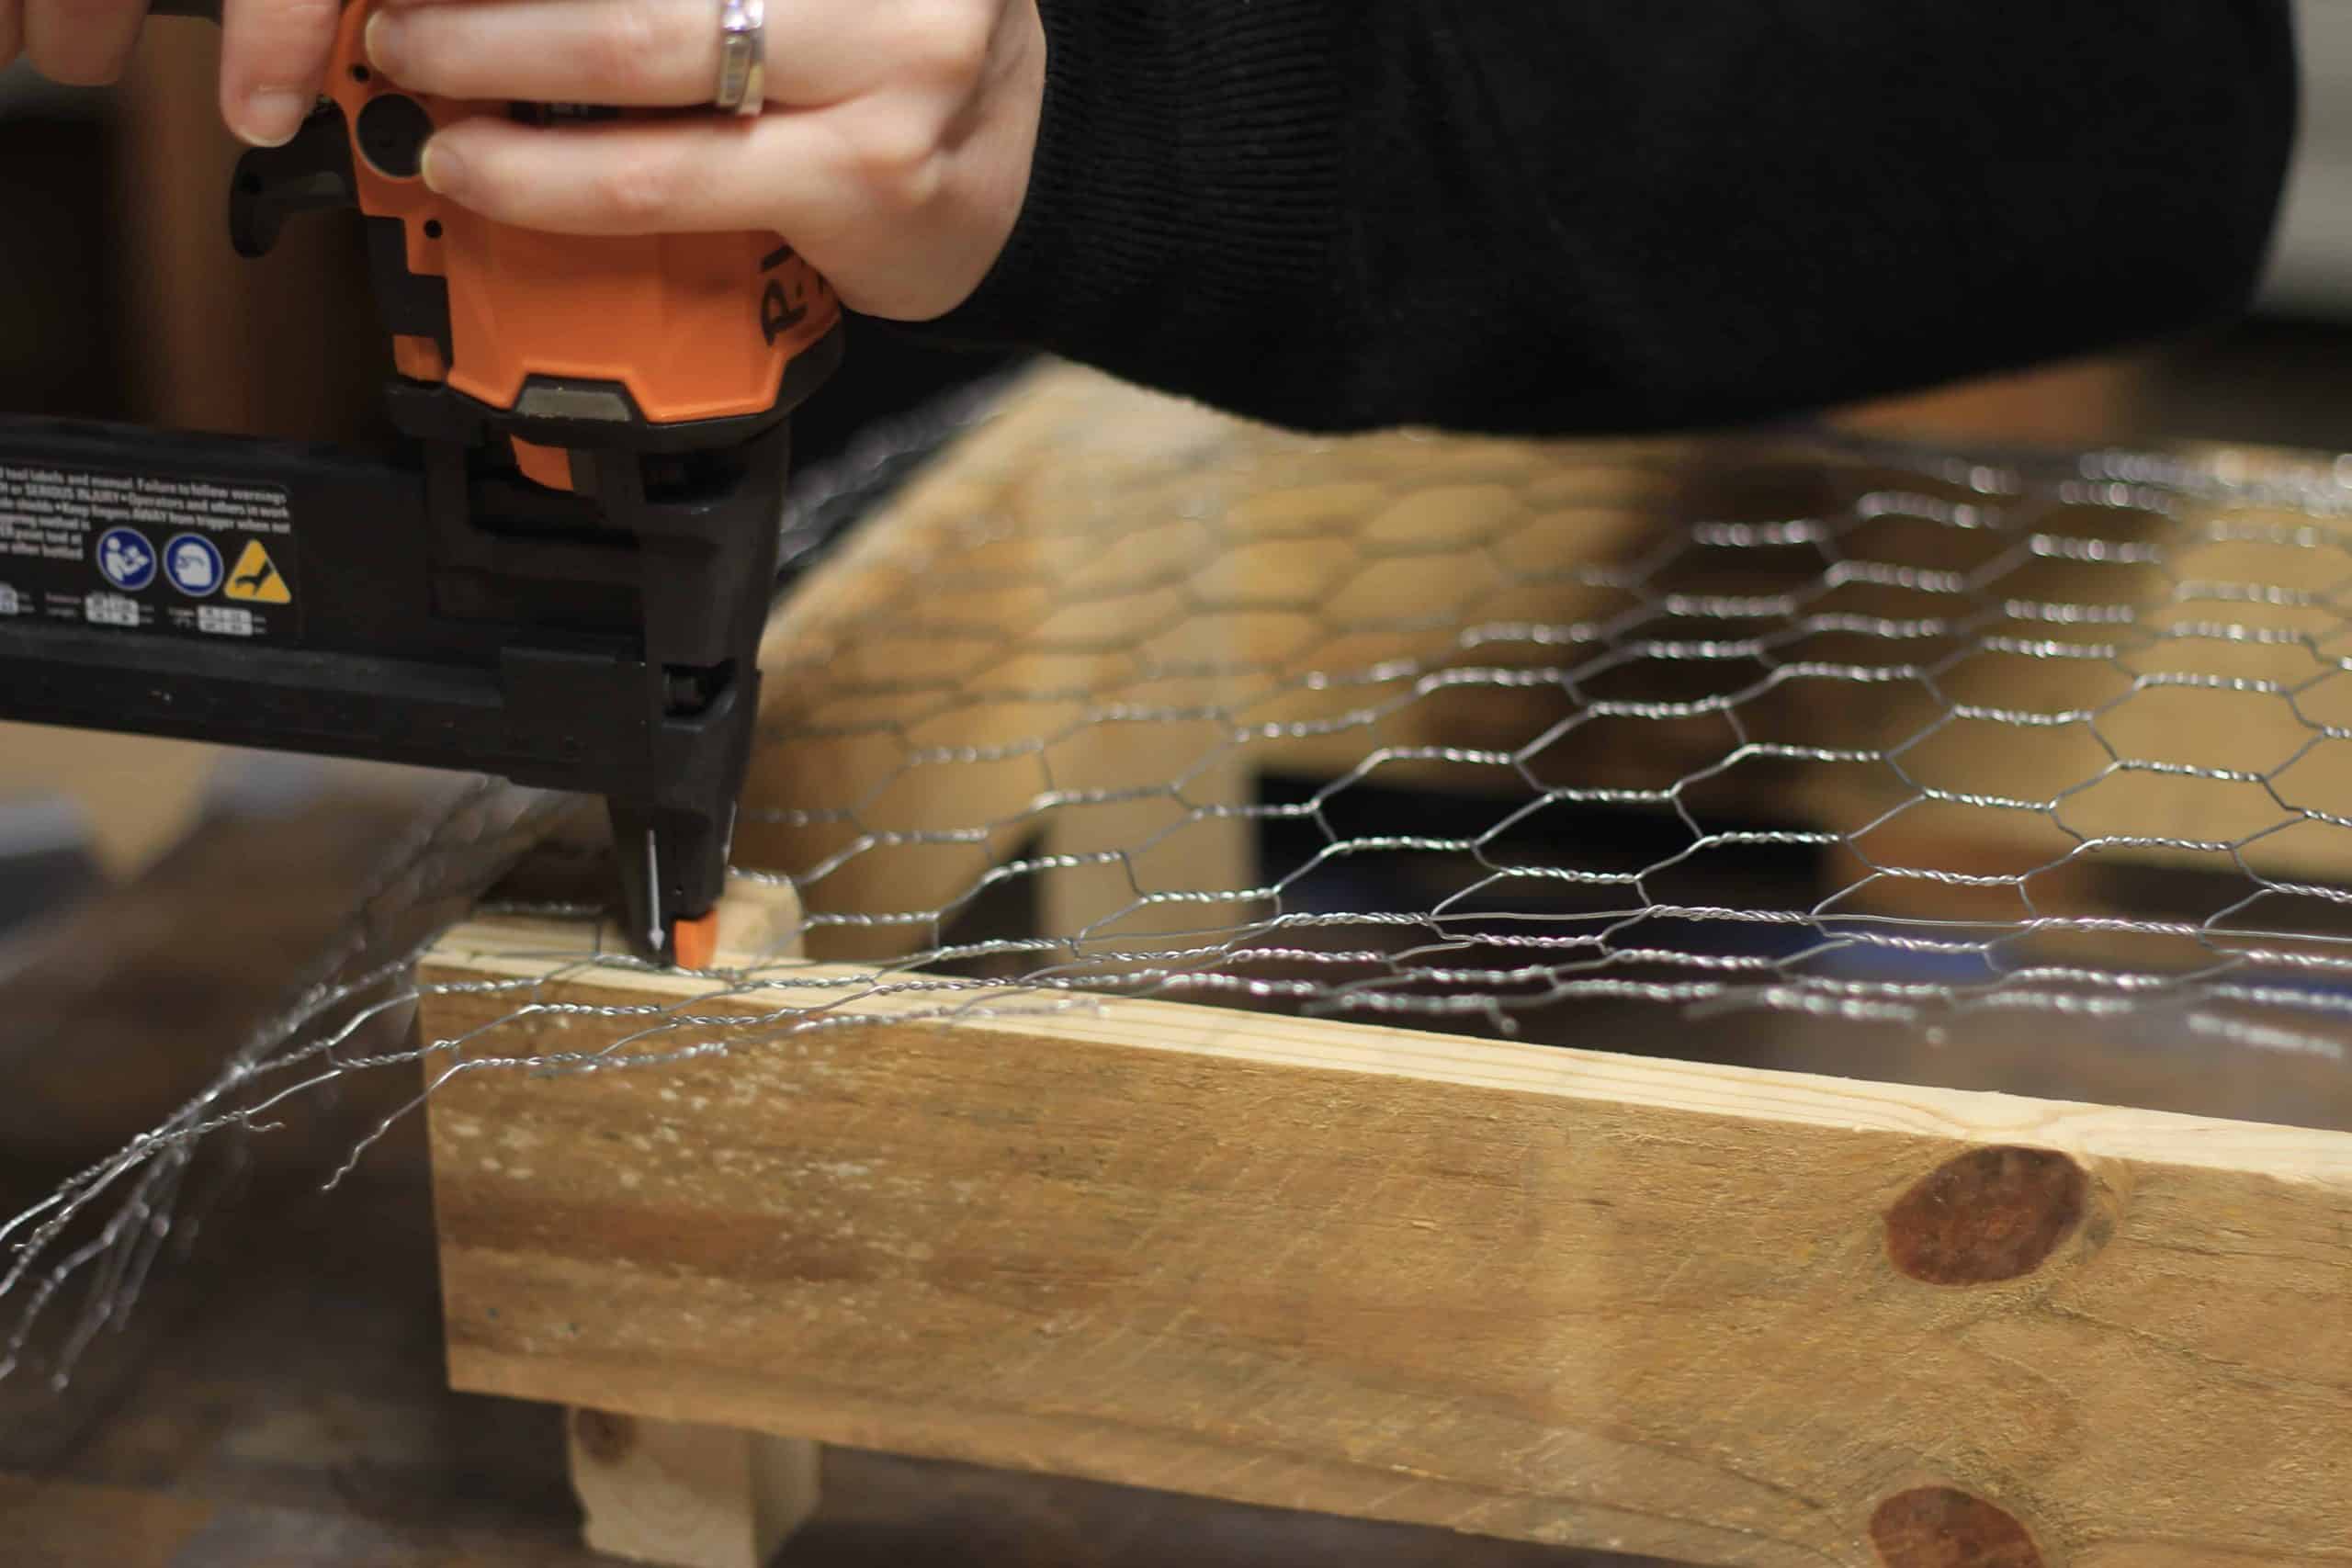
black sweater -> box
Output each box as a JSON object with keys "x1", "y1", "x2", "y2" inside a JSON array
[{"x1": 915, "y1": 2, "x2": 2300, "y2": 436}]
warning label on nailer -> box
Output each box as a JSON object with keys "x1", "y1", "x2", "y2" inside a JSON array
[{"x1": 0, "y1": 462, "x2": 301, "y2": 644}]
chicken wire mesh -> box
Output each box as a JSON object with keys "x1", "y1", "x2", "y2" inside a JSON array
[
  {"x1": 13, "y1": 364, "x2": 2352, "y2": 1386},
  {"x1": 735, "y1": 369, "x2": 2352, "y2": 1055}
]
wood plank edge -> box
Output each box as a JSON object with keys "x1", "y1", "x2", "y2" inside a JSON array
[{"x1": 416, "y1": 919, "x2": 2352, "y2": 1187}]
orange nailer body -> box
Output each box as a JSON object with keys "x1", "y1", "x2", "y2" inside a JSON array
[
  {"x1": 140, "y1": 0, "x2": 840, "y2": 964},
  {"x1": 321, "y1": 0, "x2": 842, "y2": 489}
]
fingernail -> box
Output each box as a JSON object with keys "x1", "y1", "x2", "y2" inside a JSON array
[
  {"x1": 237, "y1": 89, "x2": 310, "y2": 149},
  {"x1": 420, "y1": 139, "x2": 462, "y2": 197},
  {"x1": 365, "y1": 11, "x2": 401, "y2": 74}
]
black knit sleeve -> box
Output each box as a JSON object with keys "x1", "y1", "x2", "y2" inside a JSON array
[{"x1": 911, "y1": 2, "x2": 2300, "y2": 437}]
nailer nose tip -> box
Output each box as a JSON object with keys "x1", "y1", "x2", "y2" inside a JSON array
[{"x1": 670, "y1": 911, "x2": 721, "y2": 971}]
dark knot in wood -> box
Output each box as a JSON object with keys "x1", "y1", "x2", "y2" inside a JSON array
[
  {"x1": 1871, "y1": 1486, "x2": 2043, "y2": 1567},
  {"x1": 571, "y1": 1407, "x2": 639, "y2": 1466},
  {"x1": 1885, "y1": 1145, "x2": 2086, "y2": 1286}
]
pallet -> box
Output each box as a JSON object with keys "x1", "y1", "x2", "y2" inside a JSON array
[
  {"x1": 414, "y1": 367, "x2": 2352, "y2": 1566},
  {"x1": 420, "y1": 897, "x2": 2352, "y2": 1568}
]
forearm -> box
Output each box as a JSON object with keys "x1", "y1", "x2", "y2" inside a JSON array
[{"x1": 914, "y1": 1, "x2": 2301, "y2": 435}]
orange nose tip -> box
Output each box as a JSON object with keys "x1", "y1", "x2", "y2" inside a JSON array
[
  {"x1": 510, "y1": 437, "x2": 575, "y2": 491},
  {"x1": 670, "y1": 911, "x2": 721, "y2": 970}
]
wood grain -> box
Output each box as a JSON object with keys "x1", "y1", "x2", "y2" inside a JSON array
[
  {"x1": 0, "y1": 816, "x2": 1626, "y2": 1568},
  {"x1": 418, "y1": 918, "x2": 2352, "y2": 1568}
]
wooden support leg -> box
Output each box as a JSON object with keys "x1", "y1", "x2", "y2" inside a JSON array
[
  {"x1": 1035, "y1": 505, "x2": 1261, "y2": 960},
  {"x1": 1037, "y1": 740, "x2": 1258, "y2": 964},
  {"x1": 432, "y1": 876, "x2": 825, "y2": 1568},
  {"x1": 568, "y1": 1409, "x2": 820, "y2": 1568}
]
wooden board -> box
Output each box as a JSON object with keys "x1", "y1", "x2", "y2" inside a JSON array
[
  {"x1": 0, "y1": 724, "x2": 219, "y2": 875},
  {"x1": 419, "y1": 915, "x2": 2352, "y2": 1568},
  {"x1": 733, "y1": 366, "x2": 1707, "y2": 960},
  {"x1": 735, "y1": 369, "x2": 1340, "y2": 960},
  {"x1": 0, "y1": 801, "x2": 1635, "y2": 1568},
  {"x1": 1826, "y1": 354, "x2": 2154, "y2": 446},
  {"x1": 732, "y1": 365, "x2": 2352, "y2": 977}
]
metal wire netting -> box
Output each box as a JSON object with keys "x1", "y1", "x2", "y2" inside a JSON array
[
  {"x1": 14, "y1": 364, "x2": 2352, "y2": 1383},
  {"x1": 733, "y1": 371, "x2": 2352, "y2": 1053}
]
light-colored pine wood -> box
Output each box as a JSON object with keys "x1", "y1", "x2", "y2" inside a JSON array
[
  {"x1": 415, "y1": 366, "x2": 2352, "y2": 1564},
  {"x1": 567, "y1": 1409, "x2": 818, "y2": 1568},
  {"x1": 735, "y1": 366, "x2": 2352, "y2": 977},
  {"x1": 736, "y1": 370, "x2": 1295, "y2": 963},
  {"x1": 418, "y1": 912, "x2": 2352, "y2": 1568},
  {"x1": 1828, "y1": 354, "x2": 2153, "y2": 446},
  {"x1": 732, "y1": 367, "x2": 1692, "y2": 960},
  {"x1": 1030, "y1": 468, "x2": 1261, "y2": 961},
  {"x1": 558, "y1": 880, "x2": 821, "y2": 1568}
]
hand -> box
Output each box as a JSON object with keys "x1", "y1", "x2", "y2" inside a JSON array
[
  {"x1": 0, "y1": 0, "x2": 147, "y2": 88},
  {"x1": 0, "y1": 1, "x2": 343, "y2": 149},
  {"x1": 362, "y1": 0, "x2": 1046, "y2": 321}
]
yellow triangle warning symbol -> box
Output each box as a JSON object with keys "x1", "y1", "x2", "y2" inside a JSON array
[{"x1": 224, "y1": 540, "x2": 290, "y2": 604}]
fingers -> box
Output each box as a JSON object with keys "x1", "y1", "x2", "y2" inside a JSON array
[
  {"x1": 420, "y1": 113, "x2": 845, "y2": 235},
  {"x1": 219, "y1": 0, "x2": 339, "y2": 145},
  {"x1": 22, "y1": 0, "x2": 144, "y2": 85},
  {"x1": 366, "y1": 0, "x2": 902, "y2": 109},
  {"x1": 0, "y1": 4, "x2": 21, "y2": 74},
  {"x1": 410, "y1": 0, "x2": 1041, "y2": 322},
  {"x1": 368, "y1": 0, "x2": 718, "y2": 107}
]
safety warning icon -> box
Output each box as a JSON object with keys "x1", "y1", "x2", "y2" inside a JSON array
[
  {"x1": 165, "y1": 534, "x2": 222, "y2": 598},
  {"x1": 224, "y1": 540, "x2": 291, "y2": 605},
  {"x1": 96, "y1": 526, "x2": 155, "y2": 592}
]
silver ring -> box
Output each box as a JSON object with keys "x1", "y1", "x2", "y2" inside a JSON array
[{"x1": 715, "y1": 0, "x2": 765, "y2": 116}]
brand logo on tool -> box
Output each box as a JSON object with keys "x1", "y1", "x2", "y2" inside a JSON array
[
  {"x1": 96, "y1": 526, "x2": 156, "y2": 592},
  {"x1": 165, "y1": 534, "x2": 224, "y2": 598}
]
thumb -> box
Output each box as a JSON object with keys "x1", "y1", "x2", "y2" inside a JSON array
[{"x1": 219, "y1": 0, "x2": 338, "y2": 147}]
